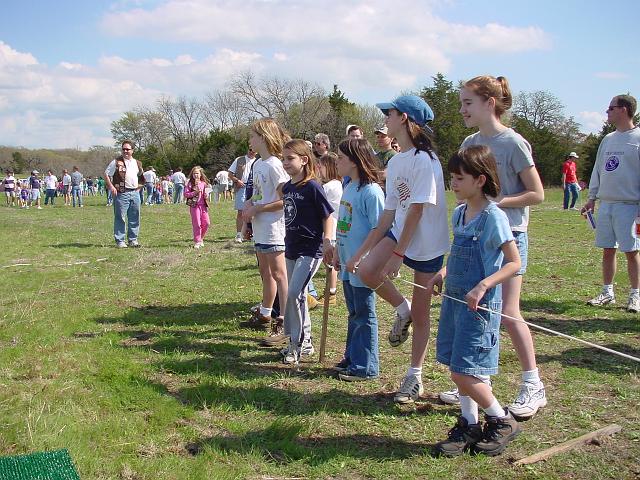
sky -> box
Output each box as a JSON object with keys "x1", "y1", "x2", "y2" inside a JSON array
[{"x1": 1, "y1": 0, "x2": 638, "y2": 149}]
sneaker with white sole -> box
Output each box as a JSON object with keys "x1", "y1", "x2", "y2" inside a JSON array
[
  {"x1": 627, "y1": 294, "x2": 640, "y2": 313},
  {"x1": 393, "y1": 374, "x2": 423, "y2": 404},
  {"x1": 116, "y1": 241, "x2": 128, "y2": 248},
  {"x1": 282, "y1": 346, "x2": 299, "y2": 365},
  {"x1": 388, "y1": 305, "x2": 412, "y2": 347},
  {"x1": 587, "y1": 291, "x2": 615, "y2": 306},
  {"x1": 507, "y1": 382, "x2": 547, "y2": 419},
  {"x1": 301, "y1": 341, "x2": 315, "y2": 357},
  {"x1": 439, "y1": 387, "x2": 461, "y2": 405}
]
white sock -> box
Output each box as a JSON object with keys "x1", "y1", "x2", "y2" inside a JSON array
[
  {"x1": 460, "y1": 395, "x2": 479, "y2": 424},
  {"x1": 475, "y1": 375, "x2": 492, "y2": 388},
  {"x1": 407, "y1": 366, "x2": 422, "y2": 378},
  {"x1": 395, "y1": 298, "x2": 411, "y2": 317},
  {"x1": 259, "y1": 306, "x2": 272, "y2": 317},
  {"x1": 483, "y1": 399, "x2": 507, "y2": 418},
  {"x1": 329, "y1": 288, "x2": 337, "y2": 295},
  {"x1": 630, "y1": 288, "x2": 639, "y2": 296},
  {"x1": 603, "y1": 284, "x2": 614, "y2": 296},
  {"x1": 522, "y1": 368, "x2": 541, "y2": 385}
]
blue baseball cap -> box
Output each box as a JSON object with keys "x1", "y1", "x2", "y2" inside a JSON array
[{"x1": 376, "y1": 95, "x2": 434, "y2": 128}]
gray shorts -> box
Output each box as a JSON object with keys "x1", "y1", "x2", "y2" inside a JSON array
[{"x1": 595, "y1": 201, "x2": 640, "y2": 252}]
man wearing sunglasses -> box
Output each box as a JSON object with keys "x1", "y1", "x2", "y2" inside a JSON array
[
  {"x1": 583, "y1": 94, "x2": 640, "y2": 312},
  {"x1": 105, "y1": 140, "x2": 145, "y2": 248}
]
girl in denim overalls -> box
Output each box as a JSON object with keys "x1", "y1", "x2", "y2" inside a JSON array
[{"x1": 431, "y1": 146, "x2": 522, "y2": 457}]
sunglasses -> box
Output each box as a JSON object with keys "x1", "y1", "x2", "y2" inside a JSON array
[{"x1": 122, "y1": 148, "x2": 133, "y2": 151}]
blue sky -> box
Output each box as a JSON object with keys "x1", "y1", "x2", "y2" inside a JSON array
[{"x1": 1, "y1": 0, "x2": 638, "y2": 148}]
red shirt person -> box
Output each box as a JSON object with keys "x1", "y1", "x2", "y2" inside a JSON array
[{"x1": 562, "y1": 152, "x2": 580, "y2": 209}]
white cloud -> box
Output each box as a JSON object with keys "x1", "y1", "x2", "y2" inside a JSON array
[
  {"x1": 595, "y1": 72, "x2": 629, "y2": 80},
  {"x1": 1, "y1": 1, "x2": 553, "y2": 148},
  {"x1": 579, "y1": 111, "x2": 606, "y2": 133}
]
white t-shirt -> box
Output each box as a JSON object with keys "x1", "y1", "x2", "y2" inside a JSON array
[
  {"x1": 44, "y1": 175, "x2": 58, "y2": 189},
  {"x1": 250, "y1": 156, "x2": 290, "y2": 245},
  {"x1": 228, "y1": 156, "x2": 256, "y2": 184},
  {"x1": 105, "y1": 158, "x2": 141, "y2": 189},
  {"x1": 62, "y1": 174, "x2": 71, "y2": 186},
  {"x1": 215, "y1": 171, "x2": 229, "y2": 185},
  {"x1": 171, "y1": 172, "x2": 186, "y2": 185},
  {"x1": 384, "y1": 148, "x2": 449, "y2": 261},
  {"x1": 323, "y1": 179, "x2": 343, "y2": 222},
  {"x1": 143, "y1": 170, "x2": 156, "y2": 184}
]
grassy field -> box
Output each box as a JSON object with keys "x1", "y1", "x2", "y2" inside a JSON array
[{"x1": 0, "y1": 190, "x2": 638, "y2": 480}]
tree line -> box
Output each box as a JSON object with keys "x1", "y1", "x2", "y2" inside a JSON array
[{"x1": 3, "y1": 71, "x2": 633, "y2": 185}]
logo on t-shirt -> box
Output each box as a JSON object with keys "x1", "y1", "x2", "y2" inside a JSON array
[
  {"x1": 395, "y1": 177, "x2": 411, "y2": 209},
  {"x1": 605, "y1": 155, "x2": 620, "y2": 172},
  {"x1": 337, "y1": 200, "x2": 352, "y2": 234},
  {"x1": 283, "y1": 196, "x2": 297, "y2": 226}
]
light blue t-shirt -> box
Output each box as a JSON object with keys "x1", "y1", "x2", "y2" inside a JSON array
[
  {"x1": 452, "y1": 202, "x2": 514, "y2": 277},
  {"x1": 337, "y1": 180, "x2": 385, "y2": 288}
]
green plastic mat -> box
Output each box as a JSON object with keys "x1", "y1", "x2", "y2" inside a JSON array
[{"x1": 0, "y1": 449, "x2": 80, "y2": 480}]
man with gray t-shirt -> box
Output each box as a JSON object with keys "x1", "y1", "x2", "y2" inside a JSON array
[
  {"x1": 582, "y1": 94, "x2": 640, "y2": 313},
  {"x1": 70, "y1": 166, "x2": 83, "y2": 208}
]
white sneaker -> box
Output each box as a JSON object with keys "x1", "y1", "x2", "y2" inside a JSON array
[
  {"x1": 388, "y1": 302, "x2": 412, "y2": 347},
  {"x1": 301, "y1": 341, "x2": 315, "y2": 357},
  {"x1": 393, "y1": 374, "x2": 423, "y2": 404},
  {"x1": 282, "y1": 346, "x2": 299, "y2": 365},
  {"x1": 507, "y1": 382, "x2": 547, "y2": 419},
  {"x1": 627, "y1": 294, "x2": 640, "y2": 313},
  {"x1": 37, "y1": 206, "x2": 42, "y2": 210},
  {"x1": 587, "y1": 291, "x2": 615, "y2": 306},
  {"x1": 438, "y1": 387, "x2": 460, "y2": 405},
  {"x1": 193, "y1": 243, "x2": 202, "y2": 249},
  {"x1": 234, "y1": 234, "x2": 243, "y2": 243}
]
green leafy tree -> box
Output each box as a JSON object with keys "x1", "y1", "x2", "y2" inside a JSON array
[
  {"x1": 11, "y1": 151, "x2": 27, "y2": 173},
  {"x1": 420, "y1": 74, "x2": 472, "y2": 178}
]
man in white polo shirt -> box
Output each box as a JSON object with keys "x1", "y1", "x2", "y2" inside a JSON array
[{"x1": 105, "y1": 140, "x2": 145, "y2": 248}]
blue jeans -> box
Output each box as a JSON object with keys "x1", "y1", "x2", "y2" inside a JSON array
[
  {"x1": 145, "y1": 183, "x2": 154, "y2": 203},
  {"x1": 113, "y1": 190, "x2": 141, "y2": 243},
  {"x1": 71, "y1": 185, "x2": 83, "y2": 207},
  {"x1": 173, "y1": 184, "x2": 184, "y2": 204},
  {"x1": 563, "y1": 183, "x2": 579, "y2": 209},
  {"x1": 343, "y1": 280, "x2": 379, "y2": 378},
  {"x1": 44, "y1": 189, "x2": 56, "y2": 205}
]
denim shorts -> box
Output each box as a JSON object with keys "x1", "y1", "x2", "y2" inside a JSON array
[
  {"x1": 436, "y1": 287, "x2": 502, "y2": 376},
  {"x1": 31, "y1": 189, "x2": 41, "y2": 200},
  {"x1": 595, "y1": 201, "x2": 640, "y2": 253},
  {"x1": 385, "y1": 230, "x2": 444, "y2": 273},
  {"x1": 254, "y1": 243, "x2": 285, "y2": 253},
  {"x1": 508, "y1": 231, "x2": 528, "y2": 276}
]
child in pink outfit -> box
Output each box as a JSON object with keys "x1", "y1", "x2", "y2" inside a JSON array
[{"x1": 185, "y1": 166, "x2": 211, "y2": 249}]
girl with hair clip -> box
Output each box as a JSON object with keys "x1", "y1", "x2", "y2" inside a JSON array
[
  {"x1": 355, "y1": 95, "x2": 449, "y2": 398},
  {"x1": 438, "y1": 75, "x2": 546, "y2": 421},
  {"x1": 317, "y1": 153, "x2": 343, "y2": 305},
  {"x1": 432, "y1": 145, "x2": 522, "y2": 457},
  {"x1": 324, "y1": 139, "x2": 385, "y2": 381},
  {"x1": 278, "y1": 139, "x2": 334, "y2": 364},
  {"x1": 242, "y1": 118, "x2": 291, "y2": 340},
  {"x1": 184, "y1": 166, "x2": 211, "y2": 249}
]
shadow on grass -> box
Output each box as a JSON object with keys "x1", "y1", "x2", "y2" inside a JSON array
[
  {"x1": 536, "y1": 343, "x2": 640, "y2": 375},
  {"x1": 50, "y1": 242, "x2": 103, "y2": 248},
  {"x1": 521, "y1": 298, "x2": 582, "y2": 315},
  {"x1": 96, "y1": 302, "x2": 255, "y2": 328},
  {"x1": 187, "y1": 420, "x2": 435, "y2": 463}
]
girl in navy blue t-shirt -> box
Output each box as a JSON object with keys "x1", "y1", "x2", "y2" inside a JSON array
[{"x1": 280, "y1": 139, "x2": 334, "y2": 364}]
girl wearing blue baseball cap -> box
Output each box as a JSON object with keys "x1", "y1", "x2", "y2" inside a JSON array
[
  {"x1": 355, "y1": 95, "x2": 450, "y2": 404},
  {"x1": 437, "y1": 75, "x2": 546, "y2": 423}
]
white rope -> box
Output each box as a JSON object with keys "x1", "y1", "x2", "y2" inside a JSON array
[
  {"x1": 392, "y1": 274, "x2": 640, "y2": 364},
  {"x1": 346, "y1": 264, "x2": 640, "y2": 364},
  {"x1": 2, "y1": 258, "x2": 108, "y2": 269}
]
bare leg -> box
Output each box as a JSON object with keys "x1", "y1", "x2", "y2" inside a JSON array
[
  {"x1": 453, "y1": 373, "x2": 494, "y2": 409},
  {"x1": 409, "y1": 270, "x2": 434, "y2": 368},
  {"x1": 357, "y1": 237, "x2": 405, "y2": 307},
  {"x1": 265, "y1": 251, "x2": 288, "y2": 316},
  {"x1": 257, "y1": 251, "x2": 277, "y2": 310},
  {"x1": 625, "y1": 250, "x2": 639, "y2": 289},
  {"x1": 502, "y1": 275, "x2": 537, "y2": 372}
]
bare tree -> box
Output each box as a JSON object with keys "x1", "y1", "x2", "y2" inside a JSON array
[
  {"x1": 203, "y1": 90, "x2": 248, "y2": 131},
  {"x1": 513, "y1": 91, "x2": 565, "y2": 130},
  {"x1": 156, "y1": 95, "x2": 207, "y2": 154},
  {"x1": 136, "y1": 107, "x2": 171, "y2": 156}
]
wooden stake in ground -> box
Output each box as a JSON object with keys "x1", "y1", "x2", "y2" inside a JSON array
[
  {"x1": 318, "y1": 273, "x2": 332, "y2": 362},
  {"x1": 514, "y1": 424, "x2": 622, "y2": 466}
]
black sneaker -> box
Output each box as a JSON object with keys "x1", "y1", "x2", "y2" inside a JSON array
[
  {"x1": 473, "y1": 409, "x2": 521, "y2": 456},
  {"x1": 332, "y1": 358, "x2": 350, "y2": 372},
  {"x1": 434, "y1": 416, "x2": 483, "y2": 457}
]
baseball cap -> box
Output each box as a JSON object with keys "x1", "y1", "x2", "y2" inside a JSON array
[
  {"x1": 374, "y1": 126, "x2": 388, "y2": 135},
  {"x1": 376, "y1": 95, "x2": 434, "y2": 128},
  {"x1": 31, "y1": 170, "x2": 39, "y2": 175},
  {"x1": 568, "y1": 152, "x2": 579, "y2": 158}
]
